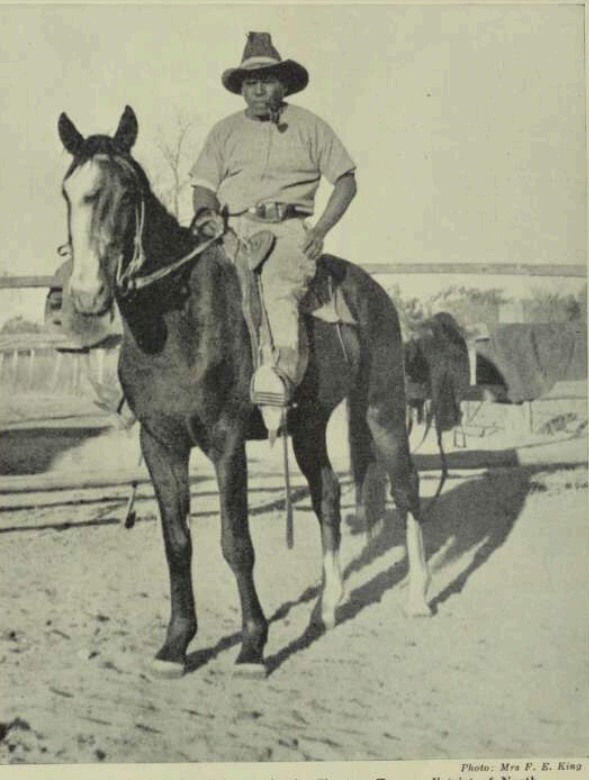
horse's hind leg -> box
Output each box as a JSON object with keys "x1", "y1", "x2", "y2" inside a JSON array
[
  {"x1": 347, "y1": 394, "x2": 387, "y2": 539},
  {"x1": 140, "y1": 426, "x2": 196, "y2": 678},
  {"x1": 366, "y1": 402, "x2": 432, "y2": 617},
  {"x1": 291, "y1": 415, "x2": 344, "y2": 629}
]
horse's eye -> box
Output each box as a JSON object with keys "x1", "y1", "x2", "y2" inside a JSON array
[{"x1": 83, "y1": 192, "x2": 100, "y2": 204}]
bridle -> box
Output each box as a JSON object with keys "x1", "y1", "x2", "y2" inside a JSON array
[
  {"x1": 63, "y1": 152, "x2": 224, "y2": 299},
  {"x1": 115, "y1": 198, "x2": 147, "y2": 293},
  {"x1": 115, "y1": 198, "x2": 224, "y2": 296}
]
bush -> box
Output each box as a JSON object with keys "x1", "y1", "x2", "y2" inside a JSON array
[
  {"x1": 1, "y1": 316, "x2": 43, "y2": 335},
  {"x1": 523, "y1": 287, "x2": 586, "y2": 323},
  {"x1": 387, "y1": 283, "x2": 507, "y2": 335},
  {"x1": 385, "y1": 282, "x2": 587, "y2": 336}
]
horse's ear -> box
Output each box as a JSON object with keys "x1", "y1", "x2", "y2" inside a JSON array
[
  {"x1": 113, "y1": 105, "x2": 138, "y2": 152},
  {"x1": 58, "y1": 112, "x2": 85, "y2": 156}
]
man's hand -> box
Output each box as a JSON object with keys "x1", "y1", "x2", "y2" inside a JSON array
[
  {"x1": 190, "y1": 209, "x2": 225, "y2": 240},
  {"x1": 300, "y1": 173, "x2": 356, "y2": 260},
  {"x1": 301, "y1": 226, "x2": 326, "y2": 261}
]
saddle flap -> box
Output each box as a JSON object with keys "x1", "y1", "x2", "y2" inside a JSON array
[
  {"x1": 306, "y1": 285, "x2": 356, "y2": 325},
  {"x1": 300, "y1": 260, "x2": 357, "y2": 326},
  {"x1": 246, "y1": 231, "x2": 276, "y2": 272},
  {"x1": 225, "y1": 229, "x2": 276, "y2": 272}
]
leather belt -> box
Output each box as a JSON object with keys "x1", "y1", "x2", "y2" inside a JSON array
[{"x1": 236, "y1": 202, "x2": 310, "y2": 223}]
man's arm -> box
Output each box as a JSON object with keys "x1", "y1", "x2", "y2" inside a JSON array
[
  {"x1": 191, "y1": 186, "x2": 224, "y2": 239},
  {"x1": 301, "y1": 172, "x2": 357, "y2": 261}
]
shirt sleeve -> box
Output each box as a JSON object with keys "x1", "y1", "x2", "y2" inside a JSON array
[
  {"x1": 188, "y1": 127, "x2": 224, "y2": 193},
  {"x1": 313, "y1": 116, "x2": 356, "y2": 185}
]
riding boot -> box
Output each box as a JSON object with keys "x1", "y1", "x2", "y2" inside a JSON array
[
  {"x1": 251, "y1": 330, "x2": 303, "y2": 408},
  {"x1": 274, "y1": 346, "x2": 304, "y2": 392}
]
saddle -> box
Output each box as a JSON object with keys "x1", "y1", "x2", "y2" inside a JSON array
[{"x1": 222, "y1": 229, "x2": 357, "y2": 381}]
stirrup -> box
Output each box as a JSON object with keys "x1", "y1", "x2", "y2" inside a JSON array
[
  {"x1": 251, "y1": 365, "x2": 293, "y2": 444},
  {"x1": 250, "y1": 364, "x2": 293, "y2": 408}
]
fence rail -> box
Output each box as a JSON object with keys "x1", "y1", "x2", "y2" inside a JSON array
[
  {"x1": 0, "y1": 276, "x2": 54, "y2": 289},
  {"x1": 363, "y1": 263, "x2": 587, "y2": 278},
  {"x1": 0, "y1": 262, "x2": 586, "y2": 290}
]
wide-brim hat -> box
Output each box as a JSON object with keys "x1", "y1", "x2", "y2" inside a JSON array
[{"x1": 222, "y1": 32, "x2": 309, "y2": 97}]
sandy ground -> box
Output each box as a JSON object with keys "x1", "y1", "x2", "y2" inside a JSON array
[{"x1": 0, "y1": 404, "x2": 588, "y2": 764}]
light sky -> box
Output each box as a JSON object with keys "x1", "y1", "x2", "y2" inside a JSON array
[{"x1": 0, "y1": 3, "x2": 586, "y2": 285}]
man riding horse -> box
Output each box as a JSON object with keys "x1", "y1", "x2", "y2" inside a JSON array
[
  {"x1": 190, "y1": 32, "x2": 357, "y2": 412},
  {"x1": 57, "y1": 97, "x2": 431, "y2": 679}
]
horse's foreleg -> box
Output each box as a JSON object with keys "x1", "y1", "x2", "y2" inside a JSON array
[
  {"x1": 213, "y1": 434, "x2": 268, "y2": 674},
  {"x1": 140, "y1": 426, "x2": 196, "y2": 677},
  {"x1": 366, "y1": 404, "x2": 432, "y2": 617},
  {"x1": 292, "y1": 421, "x2": 344, "y2": 629}
]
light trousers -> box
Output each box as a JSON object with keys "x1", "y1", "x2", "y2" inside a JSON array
[{"x1": 228, "y1": 216, "x2": 316, "y2": 385}]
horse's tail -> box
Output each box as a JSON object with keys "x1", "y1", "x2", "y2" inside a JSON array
[
  {"x1": 427, "y1": 372, "x2": 451, "y2": 515},
  {"x1": 431, "y1": 366, "x2": 462, "y2": 433},
  {"x1": 345, "y1": 267, "x2": 418, "y2": 530}
]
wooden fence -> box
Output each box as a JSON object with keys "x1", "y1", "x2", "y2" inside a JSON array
[
  {"x1": 0, "y1": 262, "x2": 586, "y2": 291},
  {"x1": 0, "y1": 265, "x2": 585, "y2": 408},
  {"x1": 0, "y1": 267, "x2": 586, "y2": 492}
]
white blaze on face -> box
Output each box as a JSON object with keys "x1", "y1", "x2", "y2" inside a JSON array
[{"x1": 63, "y1": 159, "x2": 106, "y2": 299}]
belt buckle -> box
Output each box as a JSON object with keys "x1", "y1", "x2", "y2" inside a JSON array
[{"x1": 255, "y1": 202, "x2": 284, "y2": 222}]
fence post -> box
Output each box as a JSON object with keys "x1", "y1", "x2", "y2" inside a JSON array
[
  {"x1": 50, "y1": 351, "x2": 63, "y2": 393},
  {"x1": 10, "y1": 349, "x2": 19, "y2": 390},
  {"x1": 26, "y1": 348, "x2": 35, "y2": 391}
]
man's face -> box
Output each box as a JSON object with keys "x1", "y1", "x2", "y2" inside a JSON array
[{"x1": 242, "y1": 72, "x2": 284, "y2": 118}]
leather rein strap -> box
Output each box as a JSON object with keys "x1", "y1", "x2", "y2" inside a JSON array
[{"x1": 116, "y1": 199, "x2": 224, "y2": 296}]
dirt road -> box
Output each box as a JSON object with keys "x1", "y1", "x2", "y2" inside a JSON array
[{"x1": 1, "y1": 445, "x2": 587, "y2": 764}]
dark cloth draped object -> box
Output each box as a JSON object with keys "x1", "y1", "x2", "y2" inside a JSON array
[{"x1": 475, "y1": 322, "x2": 587, "y2": 403}]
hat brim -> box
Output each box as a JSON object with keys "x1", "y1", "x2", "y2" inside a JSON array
[{"x1": 222, "y1": 59, "x2": 309, "y2": 96}]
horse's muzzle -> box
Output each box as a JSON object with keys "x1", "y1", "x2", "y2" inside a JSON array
[{"x1": 71, "y1": 286, "x2": 112, "y2": 317}]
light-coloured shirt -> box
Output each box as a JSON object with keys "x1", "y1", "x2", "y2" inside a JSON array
[{"x1": 189, "y1": 104, "x2": 356, "y2": 215}]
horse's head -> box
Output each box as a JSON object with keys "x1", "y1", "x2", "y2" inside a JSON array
[{"x1": 59, "y1": 106, "x2": 144, "y2": 315}]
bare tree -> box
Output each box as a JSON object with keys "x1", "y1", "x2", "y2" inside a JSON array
[{"x1": 152, "y1": 112, "x2": 202, "y2": 221}]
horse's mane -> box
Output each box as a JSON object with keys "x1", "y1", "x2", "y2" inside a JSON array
[{"x1": 141, "y1": 189, "x2": 195, "y2": 271}]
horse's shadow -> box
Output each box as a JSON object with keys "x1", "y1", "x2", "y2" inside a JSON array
[{"x1": 185, "y1": 463, "x2": 568, "y2": 676}]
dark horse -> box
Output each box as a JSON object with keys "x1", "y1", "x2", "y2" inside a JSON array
[
  {"x1": 58, "y1": 106, "x2": 431, "y2": 679},
  {"x1": 404, "y1": 312, "x2": 470, "y2": 436}
]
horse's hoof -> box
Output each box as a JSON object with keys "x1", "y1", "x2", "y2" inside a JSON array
[
  {"x1": 403, "y1": 601, "x2": 433, "y2": 618},
  {"x1": 148, "y1": 659, "x2": 185, "y2": 679},
  {"x1": 124, "y1": 511, "x2": 137, "y2": 529},
  {"x1": 310, "y1": 603, "x2": 334, "y2": 631},
  {"x1": 233, "y1": 662, "x2": 268, "y2": 679}
]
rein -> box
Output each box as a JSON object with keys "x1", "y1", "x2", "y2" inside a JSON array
[{"x1": 116, "y1": 199, "x2": 224, "y2": 296}]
